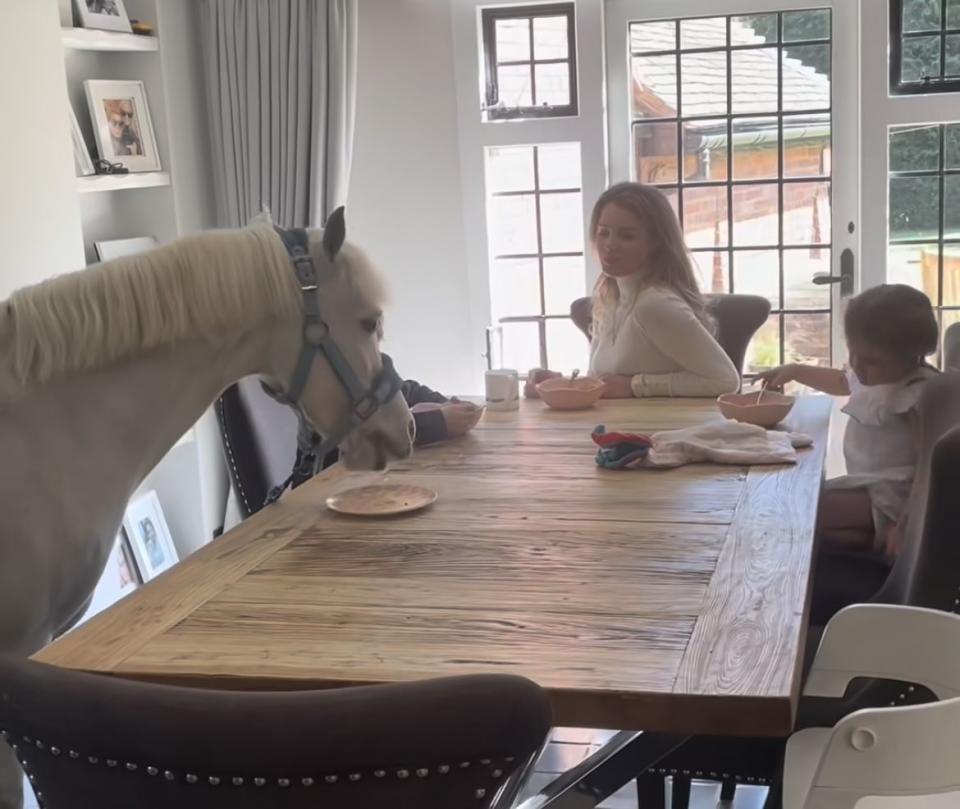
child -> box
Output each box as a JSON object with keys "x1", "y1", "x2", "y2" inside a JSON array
[{"x1": 758, "y1": 284, "x2": 939, "y2": 558}]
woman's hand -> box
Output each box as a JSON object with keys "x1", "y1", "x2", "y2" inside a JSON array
[
  {"x1": 441, "y1": 402, "x2": 483, "y2": 438},
  {"x1": 754, "y1": 363, "x2": 798, "y2": 391},
  {"x1": 599, "y1": 374, "x2": 634, "y2": 399},
  {"x1": 524, "y1": 368, "x2": 561, "y2": 399}
]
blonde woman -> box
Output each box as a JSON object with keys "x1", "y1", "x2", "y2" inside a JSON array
[{"x1": 582, "y1": 182, "x2": 739, "y2": 398}]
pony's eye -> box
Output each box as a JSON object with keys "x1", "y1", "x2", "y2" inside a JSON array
[{"x1": 360, "y1": 317, "x2": 379, "y2": 334}]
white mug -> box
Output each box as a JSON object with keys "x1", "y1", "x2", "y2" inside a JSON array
[{"x1": 484, "y1": 369, "x2": 520, "y2": 411}]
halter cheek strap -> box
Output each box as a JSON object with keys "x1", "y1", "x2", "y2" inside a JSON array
[{"x1": 261, "y1": 226, "x2": 403, "y2": 507}]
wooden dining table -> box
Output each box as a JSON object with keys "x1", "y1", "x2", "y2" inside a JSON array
[{"x1": 36, "y1": 395, "x2": 831, "y2": 752}]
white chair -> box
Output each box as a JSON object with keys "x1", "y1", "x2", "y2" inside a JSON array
[{"x1": 784, "y1": 605, "x2": 960, "y2": 808}]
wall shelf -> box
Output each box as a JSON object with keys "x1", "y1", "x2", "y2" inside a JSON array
[
  {"x1": 61, "y1": 27, "x2": 158, "y2": 52},
  {"x1": 77, "y1": 171, "x2": 171, "y2": 193}
]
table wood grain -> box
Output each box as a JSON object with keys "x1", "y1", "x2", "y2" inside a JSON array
[{"x1": 35, "y1": 396, "x2": 832, "y2": 736}]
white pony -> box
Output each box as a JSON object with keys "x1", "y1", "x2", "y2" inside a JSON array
[{"x1": 0, "y1": 210, "x2": 413, "y2": 808}]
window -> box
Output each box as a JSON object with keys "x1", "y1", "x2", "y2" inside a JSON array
[
  {"x1": 481, "y1": 3, "x2": 578, "y2": 121},
  {"x1": 485, "y1": 143, "x2": 588, "y2": 374},
  {"x1": 888, "y1": 123, "x2": 960, "y2": 364},
  {"x1": 891, "y1": 0, "x2": 960, "y2": 95},
  {"x1": 628, "y1": 11, "x2": 833, "y2": 372}
]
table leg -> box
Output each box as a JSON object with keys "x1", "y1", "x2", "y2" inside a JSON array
[{"x1": 510, "y1": 731, "x2": 689, "y2": 809}]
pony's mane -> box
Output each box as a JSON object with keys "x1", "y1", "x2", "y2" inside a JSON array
[{"x1": 5, "y1": 224, "x2": 301, "y2": 384}]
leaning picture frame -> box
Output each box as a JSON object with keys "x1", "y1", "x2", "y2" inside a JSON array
[
  {"x1": 72, "y1": 0, "x2": 133, "y2": 33},
  {"x1": 123, "y1": 491, "x2": 179, "y2": 582},
  {"x1": 69, "y1": 102, "x2": 95, "y2": 177},
  {"x1": 84, "y1": 79, "x2": 162, "y2": 173},
  {"x1": 94, "y1": 236, "x2": 158, "y2": 262}
]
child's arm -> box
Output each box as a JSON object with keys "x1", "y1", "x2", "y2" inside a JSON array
[{"x1": 755, "y1": 363, "x2": 851, "y2": 395}]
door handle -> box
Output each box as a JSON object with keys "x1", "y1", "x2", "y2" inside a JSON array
[{"x1": 812, "y1": 248, "x2": 855, "y2": 297}]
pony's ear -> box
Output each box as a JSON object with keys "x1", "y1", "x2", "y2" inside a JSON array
[
  {"x1": 323, "y1": 206, "x2": 346, "y2": 261},
  {"x1": 250, "y1": 207, "x2": 274, "y2": 226}
]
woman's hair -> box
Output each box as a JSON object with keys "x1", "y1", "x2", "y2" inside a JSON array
[
  {"x1": 589, "y1": 182, "x2": 712, "y2": 337},
  {"x1": 844, "y1": 283, "x2": 938, "y2": 363}
]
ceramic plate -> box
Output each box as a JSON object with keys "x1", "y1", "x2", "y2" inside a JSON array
[{"x1": 325, "y1": 484, "x2": 438, "y2": 517}]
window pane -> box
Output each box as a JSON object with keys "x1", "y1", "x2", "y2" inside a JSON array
[
  {"x1": 732, "y1": 183, "x2": 780, "y2": 247},
  {"x1": 630, "y1": 20, "x2": 676, "y2": 53},
  {"x1": 543, "y1": 256, "x2": 586, "y2": 315},
  {"x1": 944, "y1": 247, "x2": 960, "y2": 306},
  {"x1": 902, "y1": 35, "x2": 941, "y2": 82},
  {"x1": 632, "y1": 55, "x2": 677, "y2": 118},
  {"x1": 497, "y1": 65, "x2": 533, "y2": 107},
  {"x1": 947, "y1": 34, "x2": 960, "y2": 78},
  {"x1": 890, "y1": 124, "x2": 940, "y2": 172},
  {"x1": 733, "y1": 117, "x2": 779, "y2": 180},
  {"x1": 489, "y1": 194, "x2": 537, "y2": 254},
  {"x1": 887, "y1": 242, "x2": 937, "y2": 296},
  {"x1": 782, "y1": 46, "x2": 830, "y2": 111},
  {"x1": 683, "y1": 186, "x2": 729, "y2": 248},
  {"x1": 661, "y1": 187, "x2": 680, "y2": 218},
  {"x1": 533, "y1": 15, "x2": 568, "y2": 60},
  {"x1": 731, "y1": 49, "x2": 779, "y2": 114},
  {"x1": 486, "y1": 146, "x2": 534, "y2": 193},
  {"x1": 546, "y1": 318, "x2": 590, "y2": 375},
  {"x1": 745, "y1": 314, "x2": 781, "y2": 372},
  {"x1": 680, "y1": 17, "x2": 726, "y2": 50},
  {"x1": 902, "y1": 0, "x2": 941, "y2": 32},
  {"x1": 684, "y1": 119, "x2": 728, "y2": 181},
  {"x1": 732, "y1": 14, "x2": 777, "y2": 44},
  {"x1": 784, "y1": 248, "x2": 831, "y2": 309},
  {"x1": 681, "y1": 51, "x2": 728, "y2": 117},
  {"x1": 784, "y1": 181, "x2": 831, "y2": 245},
  {"x1": 690, "y1": 250, "x2": 730, "y2": 295},
  {"x1": 634, "y1": 121, "x2": 678, "y2": 184},
  {"x1": 785, "y1": 313, "x2": 830, "y2": 366},
  {"x1": 501, "y1": 321, "x2": 542, "y2": 373},
  {"x1": 496, "y1": 18, "x2": 530, "y2": 62},
  {"x1": 949, "y1": 0, "x2": 960, "y2": 27},
  {"x1": 783, "y1": 114, "x2": 831, "y2": 178},
  {"x1": 942, "y1": 310, "x2": 960, "y2": 361},
  {"x1": 944, "y1": 175, "x2": 960, "y2": 239},
  {"x1": 540, "y1": 192, "x2": 584, "y2": 253},
  {"x1": 538, "y1": 143, "x2": 581, "y2": 190},
  {"x1": 732, "y1": 249, "x2": 779, "y2": 307},
  {"x1": 534, "y1": 62, "x2": 570, "y2": 107},
  {"x1": 890, "y1": 176, "x2": 940, "y2": 240},
  {"x1": 945, "y1": 124, "x2": 960, "y2": 168},
  {"x1": 783, "y1": 10, "x2": 830, "y2": 42},
  {"x1": 490, "y1": 259, "x2": 542, "y2": 319}
]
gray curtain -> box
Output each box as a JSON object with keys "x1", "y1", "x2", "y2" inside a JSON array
[{"x1": 199, "y1": 0, "x2": 357, "y2": 229}]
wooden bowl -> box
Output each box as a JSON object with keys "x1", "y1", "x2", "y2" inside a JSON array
[
  {"x1": 536, "y1": 376, "x2": 606, "y2": 410},
  {"x1": 717, "y1": 391, "x2": 796, "y2": 428}
]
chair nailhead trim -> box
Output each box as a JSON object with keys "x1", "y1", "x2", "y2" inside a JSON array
[
  {"x1": 475, "y1": 788, "x2": 487, "y2": 799},
  {"x1": 164, "y1": 771, "x2": 175, "y2": 781},
  {"x1": 492, "y1": 769, "x2": 503, "y2": 778},
  {"x1": 208, "y1": 776, "x2": 220, "y2": 785},
  {"x1": 254, "y1": 777, "x2": 266, "y2": 786},
  {"x1": 35, "y1": 740, "x2": 46, "y2": 750},
  {"x1": 459, "y1": 761, "x2": 471, "y2": 768},
  {"x1": 438, "y1": 765, "x2": 450, "y2": 774},
  {"x1": 185, "y1": 774, "x2": 198, "y2": 784},
  {"x1": 325, "y1": 775, "x2": 338, "y2": 784},
  {"x1": 397, "y1": 769, "x2": 410, "y2": 779},
  {"x1": 69, "y1": 751, "x2": 79, "y2": 759},
  {"x1": 126, "y1": 763, "x2": 137, "y2": 772},
  {"x1": 374, "y1": 770, "x2": 386, "y2": 778},
  {"x1": 480, "y1": 758, "x2": 491, "y2": 765},
  {"x1": 106, "y1": 759, "x2": 118, "y2": 768},
  {"x1": 88, "y1": 756, "x2": 98, "y2": 764},
  {"x1": 349, "y1": 773, "x2": 361, "y2": 782},
  {"x1": 278, "y1": 778, "x2": 290, "y2": 787},
  {"x1": 416, "y1": 768, "x2": 429, "y2": 778},
  {"x1": 49, "y1": 747, "x2": 60, "y2": 757},
  {"x1": 232, "y1": 777, "x2": 244, "y2": 786},
  {"x1": 302, "y1": 778, "x2": 314, "y2": 786},
  {"x1": 147, "y1": 767, "x2": 158, "y2": 776}
]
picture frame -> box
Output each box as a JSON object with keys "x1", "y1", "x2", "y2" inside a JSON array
[
  {"x1": 94, "y1": 236, "x2": 158, "y2": 262},
  {"x1": 69, "y1": 102, "x2": 95, "y2": 177},
  {"x1": 123, "y1": 491, "x2": 179, "y2": 582},
  {"x1": 84, "y1": 80, "x2": 162, "y2": 173},
  {"x1": 72, "y1": 0, "x2": 132, "y2": 33},
  {"x1": 76, "y1": 532, "x2": 140, "y2": 627}
]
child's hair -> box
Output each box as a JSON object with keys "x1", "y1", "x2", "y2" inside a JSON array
[
  {"x1": 589, "y1": 182, "x2": 712, "y2": 338},
  {"x1": 844, "y1": 284, "x2": 938, "y2": 363}
]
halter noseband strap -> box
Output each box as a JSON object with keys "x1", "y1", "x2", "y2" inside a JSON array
[{"x1": 261, "y1": 226, "x2": 403, "y2": 506}]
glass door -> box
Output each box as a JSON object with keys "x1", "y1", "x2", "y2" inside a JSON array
[{"x1": 605, "y1": 0, "x2": 858, "y2": 373}]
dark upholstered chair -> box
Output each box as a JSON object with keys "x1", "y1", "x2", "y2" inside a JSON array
[
  {"x1": 635, "y1": 373, "x2": 960, "y2": 809},
  {"x1": 945, "y1": 321, "x2": 960, "y2": 372},
  {"x1": 569, "y1": 293, "x2": 771, "y2": 377},
  {"x1": 0, "y1": 658, "x2": 551, "y2": 809}
]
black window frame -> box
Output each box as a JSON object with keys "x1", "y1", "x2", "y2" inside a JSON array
[
  {"x1": 481, "y1": 3, "x2": 579, "y2": 121},
  {"x1": 890, "y1": 0, "x2": 960, "y2": 95}
]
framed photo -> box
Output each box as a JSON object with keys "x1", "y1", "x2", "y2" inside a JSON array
[
  {"x1": 84, "y1": 80, "x2": 161, "y2": 172},
  {"x1": 123, "y1": 491, "x2": 179, "y2": 582},
  {"x1": 72, "y1": 0, "x2": 132, "y2": 33},
  {"x1": 69, "y1": 103, "x2": 95, "y2": 177},
  {"x1": 76, "y1": 532, "x2": 139, "y2": 627},
  {"x1": 94, "y1": 236, "x2": 157, "y2": 262}
]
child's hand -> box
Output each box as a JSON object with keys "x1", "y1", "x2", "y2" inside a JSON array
[
  {"x1": 441, "y1": 402, "x2": 483, "y2": 438},
  {"x1": 754, "y1": 363, "x2": 797, "y2": 391},
  {"x1": 599, "y1": 374, "x2": 634, "y2": 398}
]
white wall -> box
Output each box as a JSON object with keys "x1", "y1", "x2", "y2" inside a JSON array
[
  {"x1": 0, "y1": 1, "x2": 84, "y2": 298},
  {"x1": 349, "y1": 0, "x2": 480, "y2": 394}
]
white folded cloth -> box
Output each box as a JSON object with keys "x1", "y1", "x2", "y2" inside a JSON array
[{"x1": 645, "y1": 419, "x2": 813, "y2": 468}]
